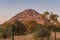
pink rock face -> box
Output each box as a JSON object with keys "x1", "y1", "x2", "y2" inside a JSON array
[{"x1": 8, "y1": 9, "x2": 49, "y2": 25}]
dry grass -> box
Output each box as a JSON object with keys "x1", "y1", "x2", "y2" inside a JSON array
[
  {"x1": 14, "y1": 32, "x2": 60, "y2": 40},
  {"x1": 14, "y1": 33, "x2": 34, "y2": 40},
  {"x1": 0, "y1": 32, "x2": 60, "y2": 40}
]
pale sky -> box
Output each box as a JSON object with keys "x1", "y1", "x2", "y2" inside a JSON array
[{"x1": 0, "y1": 0, "x2": 60, "y2": 24}]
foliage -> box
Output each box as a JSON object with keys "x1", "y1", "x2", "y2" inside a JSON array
[
  {"x1": 34, "y1": 24, "x2": 51, "y2": 40},
  {"x1": 37, "y1": 24, "x2": 51, "y2": 37},
  {"x1": 0, "y1": 25, "x2": 3, "y2": 38},
  {"x1": 12, "y1": 20, "x2": 27, "y2": 35},
  {"x1": 2, "y1": 23, "x2": 13, "y2": 38},
  {"x1": 1, "y1": 19, "x2": 27, "y2": 38},
  {"x1": 25, "y1": 20, "x2": 37, "y2": 33}
]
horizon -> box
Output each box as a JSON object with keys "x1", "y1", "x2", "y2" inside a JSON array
[{"x1": 0, "y1": 0, "x2": 60, "y2": 24}]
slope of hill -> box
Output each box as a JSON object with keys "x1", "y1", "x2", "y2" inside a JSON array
[{"x1": 8, "y1": 9, "x2": 48, "y2": 25}]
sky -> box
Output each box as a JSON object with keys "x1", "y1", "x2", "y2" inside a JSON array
[{"x1": 0, "y1": 0, "x2": 60, "y2": 24}]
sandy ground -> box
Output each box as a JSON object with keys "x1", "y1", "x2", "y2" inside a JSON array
[
  {"x1": 0, "y1": 32, "x2": 60, "y2": 40},
  {"x1": 14, "y1": 33, "x2": 34, "y2": 40},
  {"x1": 51, "y1": 32, "x2": 60, "y2": 39},
  {"x1": 14, "y1": 32, "x2": 60, "y2": 40}
]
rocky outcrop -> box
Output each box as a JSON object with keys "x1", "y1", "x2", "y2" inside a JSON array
[{"x1": 8, "y1": 9, "x2": 48, "y2": 25}]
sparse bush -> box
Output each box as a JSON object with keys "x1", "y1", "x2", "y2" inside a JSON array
[{"x1": 34, "y1": 24, "x2": 51, "y2": 40}]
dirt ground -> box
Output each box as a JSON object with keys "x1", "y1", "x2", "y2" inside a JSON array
[
  {"x1": 14, "y1": 32, "x2": 60, "y2": 40},
  {"x1": 0, "y1": 32, "x2": 60, "y2": 40},
  {"x1": 14, "y1": 33, "x2": 34, "y2": 40}
]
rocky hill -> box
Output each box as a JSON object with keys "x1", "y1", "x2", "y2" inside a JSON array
[{"x1": 8, "y1": 9, "x2": 49, "y2": 25}]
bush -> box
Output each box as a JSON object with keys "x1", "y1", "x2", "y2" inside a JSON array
[
  {"x1": 13, "y1": 20, "x2": 27, "y2": 35},
  {"x1": 33, "y1": 24, "x2": 51, "y2": 40}
]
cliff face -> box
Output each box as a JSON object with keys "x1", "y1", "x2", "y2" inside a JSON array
[{"x1": 8, "y1": 9, "x2": 47, "y2": 24}]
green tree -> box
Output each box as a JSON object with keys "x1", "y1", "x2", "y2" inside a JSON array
[
  {"x1": 25, "y1": 19, "x2": 37, "y2": 33},
  {"x1": 49, "y1": 13, "x2": 59, "y2": 40},
  {"x1": 43, "y1": 11, "x2": 49, "y2": 19},
  {"x1": 2, "y1": 23, "x2": 13, "y2": 38},
  {"x1": 34, "y1": 24, "x2": 51, "y2": 40},
  {"x1": 12, "y1": 19, "x2": 27, "y2": 35}
]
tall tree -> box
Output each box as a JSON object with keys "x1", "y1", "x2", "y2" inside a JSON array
[
  {"x1": 49, "y1": 13, "x2": 59, "y2": 40},
  {"x1": 12, "y1": 19, "x2": 27, "y2": 35}
]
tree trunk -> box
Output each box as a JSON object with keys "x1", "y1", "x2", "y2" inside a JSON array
[
  {"x1": 12, "y1": 26, "x2": 14, "y2": 40},
  {"x1": 41, "y1": 37, "x2": 43, "y2": 40},
  {"x1": 55, "y1": 27, "x2": 56, "y2": 40}
]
